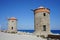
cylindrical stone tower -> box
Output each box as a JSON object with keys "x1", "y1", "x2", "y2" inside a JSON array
[
  {"x1": 34, "y1": 6, "x2": 50, "y2": 37},
  {"x1": 7, "y1": 17, "x2": 17, "y2": 33}
]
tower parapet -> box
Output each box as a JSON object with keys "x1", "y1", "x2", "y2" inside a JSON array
[{"x1": 34, "y1": 6, "x2": 50, "y2": 14}]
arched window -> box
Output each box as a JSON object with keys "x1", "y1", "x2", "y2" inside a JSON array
[
  {"x1": 43, "y1": 13, "x2": 46, "y2": 16},
  {"x1": 12, "y1": 21, "x2": 14, "y2": 22}
]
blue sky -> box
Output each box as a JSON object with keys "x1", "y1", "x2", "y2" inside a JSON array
[{"x1": 0, "y1": 0, "x2": 60, "y2": 30}]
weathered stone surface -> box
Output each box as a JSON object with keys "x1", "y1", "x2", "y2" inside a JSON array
[
  {"x1": 34, "y1": 6, "x2": 50, "y2": 37},
  {"x1": 7, "y1": 17, "x2": 17, "y2": 33}
]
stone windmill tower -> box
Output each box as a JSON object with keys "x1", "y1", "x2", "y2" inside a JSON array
[
  {"x1": 34, "y1": 6, "x2": 50, "y2": 37},
  {"x1": 7, "y1": 17, "x2": 17, "y2": 33}
]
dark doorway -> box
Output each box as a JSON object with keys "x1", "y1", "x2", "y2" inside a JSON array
[
  {"x1": 11, "y1": 27, "x2": 13, "y2": 30},
  {"x1": 43, "y1": 25, "x2": 46, "y2": 31}
]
